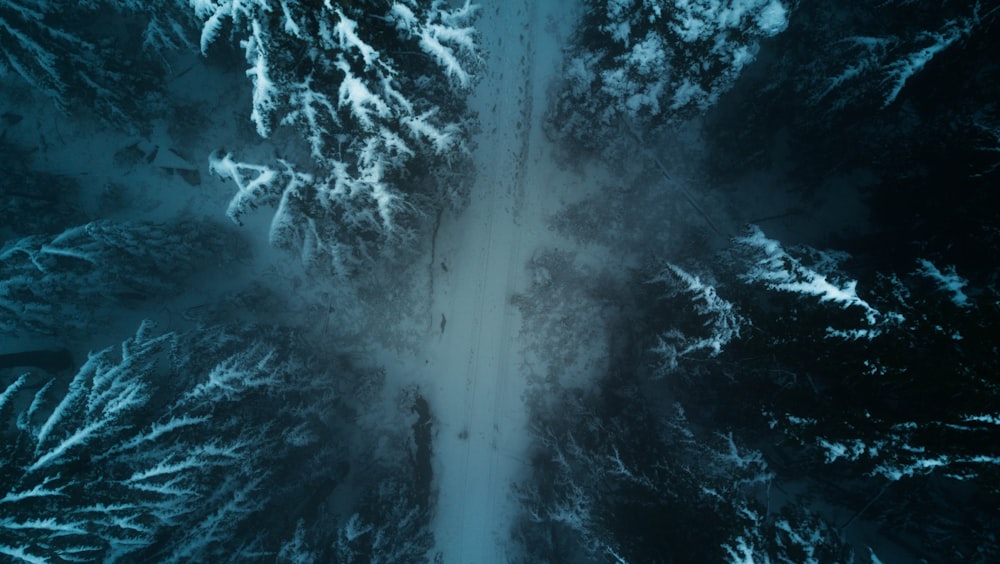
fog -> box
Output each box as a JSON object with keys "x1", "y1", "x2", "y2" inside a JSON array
[{"x1": 2, "y1": 1, "x2": 998, "y2": 562}]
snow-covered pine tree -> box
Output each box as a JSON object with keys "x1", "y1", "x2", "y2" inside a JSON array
[
  {"x1": 273, "y1": 384, "x2": 437, "y2": 563},
  {"x1": 546, "y1": 0, "x2": 789, "y2": 153},
  {"x1": 331, "y1": 475, "x2": 434, "y2": 563},
  {"x1": 0, "y1": 321, "x2": 348, "y2": 562},
  {"x1": 781, "y1": 1, "x2": 998, "y2": 111},
  {"x1": 0, "y1": 219, "x2": 245, "y2": 336},
  {"x1": 705, "y1": 0, "x2": 1000, "y2": 193},
  {"x1": 514, "y1": 367, "x2": 851, "y2": 563},
  {"x1": 720, "y1": 228, "x2": 1000, "y2": 487},
  {"x1": 648, "y1": 262, "x2": 744, "y2": 374},
  {"x1": 652, "y1": 226, "x2": 1000, "y2": 562},
  {"x1": 196, "y1": 0, "x2": 480, "y2": 273},
  {"x1": 0, "y1": 0, "x2": 171, "y2": 129}
]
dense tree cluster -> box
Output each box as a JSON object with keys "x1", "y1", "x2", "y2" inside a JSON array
[
  {"x1": 1, "y1": 319, "x2": 434, "y2": 561},
  {"x1": 4, "y1": 0, "x2": 999, "y2": 561},
  {"x1": 2, "y1": 0, "x2": 481, "y2": 271},
  {"x1": 707, "y1": 0, "x2": 1000, "y2": 259},
  {"x1": 513, "y1": 329, "x2": 854, "y2": 563},
  {"x1": 1, "y1": 322, "x2": 332, "y2": 560},
  {"x1": 520, "y1": 2, "x2": 1000, "y2": 553},
  {"x1": 639, "y1": 227, "x2": 1000, "y2": 561},
  {"x1": 195, "y1": 0, "x2": 481, "y2": 272},
  {"x1": 0, "y1": 220, "x2": 245, "y2": 335},
  {"x1": 2, "y1": 2, "x2": 454, "y2": 560},
  {"x1": 0, "y1": 0, "x2": 166, "y2": 128},
  {"x1": 512, "y1": 223, "x2": 998, "y2": 561},
  {"x1": 546, "y1": 0, "x2": 789, "y2": 153}
]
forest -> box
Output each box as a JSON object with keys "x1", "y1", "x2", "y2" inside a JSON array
[{"x1": 1, "y1": 1, "x2": 998, "y2": 562}]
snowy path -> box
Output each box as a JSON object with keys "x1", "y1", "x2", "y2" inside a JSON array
[{"x1": 420, "y1": 1, "x2": 558, "y2": 561}]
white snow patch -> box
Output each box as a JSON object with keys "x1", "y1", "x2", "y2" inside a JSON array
[{"x1": 915, "y1": 258, "x2": 971, "y2": 308}]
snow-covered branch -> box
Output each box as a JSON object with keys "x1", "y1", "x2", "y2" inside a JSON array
[
  {"x1": 549, "y1": 0, "x2": 789, "y2": 149},
  {"x1": 914, "y1": 259, "x2": 971, "y2": 308},
  {"x1": 880, "y1": 17, "x2": 972, "y2": 107},
  {"x1": 0, "y1": 322, "x2": 345, "y2": 560},
  {"x1": 650, "y1": 263, "x2": 745, "y2": 373},
  {"x1": 804, "y1": 3, "x2": 994, "y2": 111},
  {"x1": 0, "y1": 220, "x2": 245, "y2": 336},
  {"x1": 195, "y1": 0, "x2": 480, "y2": 268},
  {"x1": 736, "y1": 225, "x2": 903, "y2": 339}
]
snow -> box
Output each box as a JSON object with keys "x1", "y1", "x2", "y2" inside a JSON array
[
  {"x1": 5, "y1": 0, "x2": 964, "y2": 559},
  {"x1": 29, "y1": 420, "x2": 106, "y2": 472},
  {"x1": 335, "y1": 57, "x2": 390, "y2": 128},
  {"x1": 0, "y1": 544, "x2": 47, "y2": 564},
  {"x1": 418, "y1": 28, "x2": 473, "y2": 87},
  {"x1": 963, "y1": 413, "x2": 1000, "y2": 425},
  {"x1": 875, "y1": 455, "x2": 950, "y2": 481},
  {"x1": 671, "y1": 78, "x2": 706, "y2": 109},
  {"x1": 722, "y1": 535, "x2": 762, "y2": 564},
  {"x1": 208, "y1": 153, "x2": 279, "y2": 223},
  {"x1": 403, "y1": 110, "x2": 458, "y2": 154},
  {"x1": 282, "y1": 78, "x2": 340, "y2": 161},
  {"x1": 817, "y1": 438, "x2": 867, "y2": 464},
  {"x1": 651, "y1": 263, "x2": 744, "y2": 371},
  {"x1": 243, "y1": 20, "x2": 278, "y2": 138},
  {"x1": 0, "y1": 1, "x2": 657, "y2": 553},
  {"x1": 629, "y1": 33, "x2": 667, "y2": 75},
  {"x1": 411, "y1": 1, "x2": 544, "y2": 555},
  {"x1": 390, "y1": 4, "x2": 418, "y2": 31},
  {"x1": 738, "y1": 225, "x2": 885, "y2": 326},
  {"x1": 333, "y1": 9, "x2": 379, "y2": 68},
  {"x1": 915, "y1": 258, "x2": 971, "y2": 308},
  {"x1": 278, "y1": 0, "x2": 302, "y2": 38},
  {"x1": 670, "y1": 0, "x2": 788, "y2": 41},
  {"x1": 0, "y1": 374, "x2": 28, "y2": 413},
  {"x1": 775, "y1": 518, "x2": 822, "y2": 564},
  {"x1": 882, "y1": 19, "x2": 971, "y2": 107},
  {"x1": 195, "y1": 2, "x2": 229, "y2": 54},
  {"x1": 360, "y1": 0, "x2": 629, "y2": 559},
  {"x1": 754, "y1": 0, "x2": 788, "y2": 36}
]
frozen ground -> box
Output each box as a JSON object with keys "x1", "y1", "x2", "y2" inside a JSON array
[{"x1": 369, "y1": 0, "x2": 618, "y2": 560}]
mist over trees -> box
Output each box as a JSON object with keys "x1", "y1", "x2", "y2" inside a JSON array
[
  {"x1": 3, "y1": 0, "x2": 480, "y2": 271},
  {"x1": 193, "y1": 0, "x2": 481, "y2": 272},
  {"x1": 546, "y1": 0, "x2": 788, "y2": 155},
  {"x1": 2, "y1": 0, "x2": 468, "y2": 560},
  {"x1": 0, "y1": 220, "x2": 245, "y2": 335},
  {"x1": 513, "y1": 0, "x2": 1000, "y2": 562},
  {"x1": 2, "y1": 0, "x2": 999, "y2": 562}
]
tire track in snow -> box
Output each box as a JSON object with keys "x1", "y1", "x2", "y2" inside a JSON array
[
  {"x1": 428, "y1": 0, "x2": 535, "y2": 561},
  {"x1": 489, "y1": 0, "x2": 534, "y2": 540}
]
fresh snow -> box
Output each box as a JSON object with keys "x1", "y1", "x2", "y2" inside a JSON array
[
  {"x1": 417, "y1": 0, "x2": 557, "y2": 558},
  {"x1": 915, "y1": 258, "x2": 971, "y2": 308},
  {"x1": 1, "y1": 0, "x2": 947, "y2": 560},
  {"x1": 364, "y1": 0, "x2": 622, "y2": 560},
  {"x1": 738, "y1": 225, "x2": 886, "y2": 326}
]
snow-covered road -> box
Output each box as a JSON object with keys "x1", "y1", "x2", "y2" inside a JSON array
[{"x1": 422, "y1": 1, "x2": 561, "y2": 561}]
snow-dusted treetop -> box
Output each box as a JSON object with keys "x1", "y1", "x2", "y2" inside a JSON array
[
  {"x1": 794, "y1": 1, "x2": 998, "y2": 111},
  {"x1": 549, "y1": 0, "x2": 789, "y2": 149},
  {"x1": 735, "y1": 225, "x2": 903, "y2": 339},
  {"x1": 650, "y1": 263, "x2": 744, "y2": 373},
  {"x1": 195, "y1": 0, "x2": 480, "y2": 271},
  {"x1": 0, "y1": 322, "x2": 346, "y2": 561}
]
